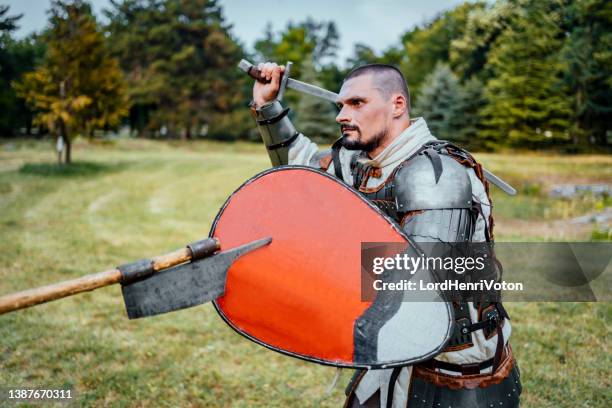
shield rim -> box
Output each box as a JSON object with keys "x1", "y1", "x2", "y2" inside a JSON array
[{"x1": 210, "y1": 165, "x2": 453, "y2": 369}]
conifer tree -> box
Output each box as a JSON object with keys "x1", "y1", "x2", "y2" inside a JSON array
[
  {"x1": 415, "y1": 63, "x2": 463, "y2": 143},
  {"x1": 560, "y1": 0, "x2": 612, "y2": 148},
  {"x1": 106, "y1": 0, "x2": 249, "y2": 139},
  {"x1": 481, "y1": 1, "x2": 572, "y2": 148},
  {"x1": 457, "y1": 76, "x2": 487, "y2": 150},
  {"x1": 16, "y1": 0, "x2": 128, "y2": 163},
  {"x1": 294, "y1": 57, "x2": 338, "y2": 143}
]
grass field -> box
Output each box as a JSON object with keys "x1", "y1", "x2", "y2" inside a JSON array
[{"x1": 0, "y1": 139, "x2": 610, "y2": 407}]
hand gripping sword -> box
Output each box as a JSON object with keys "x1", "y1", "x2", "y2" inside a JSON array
[
  {"x1": 0, "y1": 237, "x2": 271, "y2": 318},
  {"x1": 238, "y1": 59, "x2": 517, "y2": 196}
]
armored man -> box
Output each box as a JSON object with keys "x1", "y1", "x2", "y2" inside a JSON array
[{"x1": 248, "y1": 62, "x2": 521, "y2": 408}]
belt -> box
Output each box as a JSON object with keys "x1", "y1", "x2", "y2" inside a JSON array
[
  {"x1": 419, "y1": 347, "x2": 507, "y2": 376},
  {"x1": 413, "y1": 346, "x2": 515, "y2": 390}
]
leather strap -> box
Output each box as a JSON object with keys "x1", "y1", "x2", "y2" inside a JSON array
[
  {"x1": 331, "y1": 137, "x2": 344, "y2": 180},
  {"x1": 413, "y1": 346, "x2": 515, "y2": 390},
  {"x1": 492, "y1": 324, "x2": 505, "y2": 372},
  {"x1": 419, "y1": 349, "x2": 505, "y2": 376},
  {"x1": 256, "y1": 107, "x2": 290, "y2": 125},
  {"x1": 266, "y1": 132, "x2": 299, "y2": 150},
  {"x1": 386, "y1": 367, "x2": 402, "y2": 408}
]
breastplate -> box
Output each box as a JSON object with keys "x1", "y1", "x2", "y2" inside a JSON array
[
  {"x1": 350, "y1": 153, "x2": 506, "y2": 352},
  {"x1": 350, "y1": 156, "x2": 401, "y2": 222}
]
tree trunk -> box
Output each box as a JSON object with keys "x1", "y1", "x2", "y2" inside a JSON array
[
  {"x1": 59, "y1": 119, "x2": 71, "y2": 164},
  {"x1": 65, "y1": 137, "x2": 72, "y2": 164},
  {"x1": 181, "y1": 126, "x2": 191, "y2": 140}
]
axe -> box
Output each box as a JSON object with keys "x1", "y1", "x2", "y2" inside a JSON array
[
  {"x1": 0, "y1": 237, "x2": 271, "y2": 318},
  {"x1": 238, "y1": 59, "x2": 517, "y2": 196}
]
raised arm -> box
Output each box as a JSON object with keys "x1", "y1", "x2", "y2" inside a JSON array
[{"x1": 250, "y1": 62, "x2": 323, "y2": 168}]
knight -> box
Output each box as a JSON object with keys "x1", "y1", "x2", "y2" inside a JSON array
[{"x1": 248, "y1": 61, "x2": 521, "y2": 408}]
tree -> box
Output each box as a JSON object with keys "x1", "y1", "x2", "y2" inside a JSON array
[
  {"x1": 15, "y1": 0, "x2": 129, "y2": 163},
  {"x1": 294, "y1": 57, "x2": 338, "y2": 143},
  {"x1": 253, "y1": 18, "x2": 339, "y2": 79},
  {"x1": 0, "y1": 5, "x2": 22, "y2": 137},
  {"x1": 414, "y1": 63, "x2": 464, "y2": 143},
  {"x1": 560, "y1": 0, "x2": 612, "y2": 149},
  {"x1": 449, "y1": 1, "x2": 513, "y2": 82},
  {"x1": 346, "y1": 43, "x2": 379, "y2": 67},
  {"x1": 106, "y1": 0, "x2": 249, "y2": 139},
  {"x1": 0, "y1": 6, "x2": 45, "y2": 137},
  {"x1": 398, "y1": 2, "x2": 482, "y2": 102},
  {"x1": 457, "y1": 76, "x2": 487, "y2": 150},
  {"x1": 480, "y1": 0, "x2": 572, "y2": 149},
  {"x1": 253, "y1": 18, "x2": 340, "y2": 114}
]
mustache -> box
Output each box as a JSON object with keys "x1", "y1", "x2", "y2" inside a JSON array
[{"x1": 340, "y1": 124, "x2": 359, "y2": 133}]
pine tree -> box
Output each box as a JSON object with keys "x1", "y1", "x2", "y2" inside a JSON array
[
  {"x1": 294, "y1": 57, "x2": 338, "y2": 143},
  {"x1": 399, "y1": 2, "x2": 482, "y2": 101},
  {"x1": 560, "y1": 0, "x2": 612, "y2": 149},
  {"x1": 15, "y1": 0, "x2": 129, "y2": 163},
  {"x1": 0, "y1": 6, "x2": 45, "y2": 137},
  {"x1": 481, "y1": 0, "x2": 572, "y2": 148},
  {"x1": 0, "y1": 5, "x2": 22, "y2": 136},
  {"x1": 106, "y1": 0, "x2": 249, "y2": 140},
  {"x1": 457, "y1": 76, "x2": 487, "y2": 150},
  {"x1": 414, "y1": 63, "x2": 464, "y2": 143}
]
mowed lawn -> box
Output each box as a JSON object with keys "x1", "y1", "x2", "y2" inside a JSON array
[{"x1": 0, "y1": 139, "x2": 610, "y2": 407}]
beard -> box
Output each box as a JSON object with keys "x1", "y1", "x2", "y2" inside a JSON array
[{"x1": 340, "y1": 125, "x2": 388, "y2": 153}]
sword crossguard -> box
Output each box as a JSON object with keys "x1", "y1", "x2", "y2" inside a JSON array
[{"x1": 276, "y1": 61, "x2": 292, "y2": 101}]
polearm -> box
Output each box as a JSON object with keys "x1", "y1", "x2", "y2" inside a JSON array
[
  {"x1": 0, "y1": 237, "x2": 271, "y2": 316},
  {"x1": 238, "y1": 59, "x2": 517, "y2": 196}
]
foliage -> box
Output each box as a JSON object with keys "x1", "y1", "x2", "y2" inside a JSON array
[
  {"x1": 294, "y1": 58, "x2": 339, "y2": 143},
  {"x1": 559, "y1": 0, "x2": 612, "y2": 148},
  {"x1": 0, "y1": 0, "x2": 610, "y2": 151},
  {"x1": 252, "y1": 17, "x2": 340, "y2": 116},
  {"x1": 449, "y1": 0, "x2": 514, "y2": 82},
  {"x1": 414, "y1": 63, "x2": 464, "y2": 142},
  {"x1": 105, "y1": 0, "x2": 249, "y2": 139},
  {"x1": 0, "y1": 7, "x2": 45, "y2": 137},
  {"x1": 15, "y1": 0, "x2": 129, "y2": 163},
  {"x1": 253, "y1": 18, "x2": 339, "y2": 78},
  {"x1": 481, "y1": 0, "x2": 572, "y2": 149},
  {"x1": 398, "y1": 2, "x2": 484, "y2": 101}
]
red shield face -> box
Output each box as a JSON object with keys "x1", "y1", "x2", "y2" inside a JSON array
[{"x1": 211, "y1": 166, "x2": 451, "y2": 368}]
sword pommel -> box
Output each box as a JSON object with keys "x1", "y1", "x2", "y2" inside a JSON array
[{"x1": 238, "y1": 59, "x2": 268, "y2": 83}]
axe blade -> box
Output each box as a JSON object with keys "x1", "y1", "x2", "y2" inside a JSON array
[{"x1": 121, "y1": 237, "x2": 271, "y2": 319}]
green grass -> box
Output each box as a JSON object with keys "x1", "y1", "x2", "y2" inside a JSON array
[{"x1": 0, "y1": 139, "x2": 610, "y2": 407}]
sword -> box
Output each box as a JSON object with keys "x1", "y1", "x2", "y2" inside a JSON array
[
  {"x1": 0, "y1": 237, "x2": 272, "y2": 318},
  {"x1": 238, "y1": 59, "x2": 517, "y2": 196},
  {"x1": 238, "y1": 59, "x2": 338, "y2": 103}
]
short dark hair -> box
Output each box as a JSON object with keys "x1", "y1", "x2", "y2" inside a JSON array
[{"x1": 344, "y1": 64, "x2": 411, "y2": 111}]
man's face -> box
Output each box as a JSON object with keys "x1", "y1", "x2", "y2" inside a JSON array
[{"x1": 335, "y1": 74, "x2": 391, "y2": 152}]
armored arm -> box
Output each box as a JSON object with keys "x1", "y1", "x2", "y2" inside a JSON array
[
  {"x1": 252, "y1": 100, "x2": 331, "y2": 169},
  {"x1": 251, "y1": 100, "x2": 298, "y2": 166}
]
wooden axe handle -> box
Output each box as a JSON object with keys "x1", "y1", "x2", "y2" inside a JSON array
[{"x1": 0, "y1": 238, "x2": 220, "y2": 315}]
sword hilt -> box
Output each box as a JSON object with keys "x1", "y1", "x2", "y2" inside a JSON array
[
  {"x1": 238, "y1": 59, "x2": 268, "y2": 82},
  {"x1": 237, "y1": 59, "x2": 292, "y2": 101}
]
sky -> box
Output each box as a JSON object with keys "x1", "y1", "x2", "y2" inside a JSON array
[{"x1": 3, "y1": 0, "x2": 466, "y2": 62}]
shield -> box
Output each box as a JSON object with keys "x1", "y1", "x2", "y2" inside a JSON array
[{"x1": 211, "y1": 166, "x2": 452, "y2": 368}]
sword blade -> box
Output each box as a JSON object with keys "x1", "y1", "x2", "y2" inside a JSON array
[
  {"x1": 121, "y1": 237, "x2": 271, "y2": 319},
  {"x1": 483, "y1": 168, "x2": 517, "y2": 196},
  {"x1": 286, "y1": 78, "x2": 339, "y2": 103}
]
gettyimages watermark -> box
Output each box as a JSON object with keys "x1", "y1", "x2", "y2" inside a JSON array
[{"x1": 361, "y1": 242, "x2": 611, "y2": 302}]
